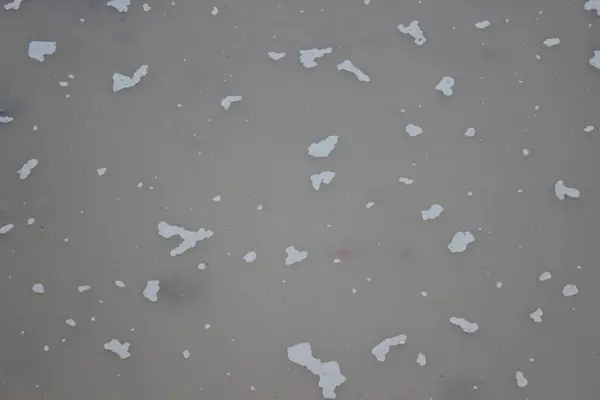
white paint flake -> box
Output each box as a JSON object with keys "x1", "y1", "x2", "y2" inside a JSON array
[
  {"x1": 364, "y1": 0, "x2": 370, "y2": 4},
  {"x1": 448, "y1": 231, "x2": 475, "y2": 253},
  {"x1": 285, "y1": 245, "x2": 307, "y2": 266},
  {"x1": 464, "y1": 127, "x2": 476, "y2": 137},
  {"x1": 529, "y1": 308, "x2": 543, "y2": 323},
  {"x1": 212, "y1": 194, "x2": 221, "y2": 202},
  {"x1": 268, "y1": 51, "x2": 286, "y2": 61},
  {"x1": 589, "y1": 50, "x2": 600, "y2": 70},
  {"x1": 58, "y1": 81, "x2": 68, "y2": 87},
  {"x1": 366, "y1": 201, "x2": 375, "y2": 209},
  {"x1": 0, "y1": 115, "x2": 14, "y2": 124},
  {"x1": 182, "y1": 349, "x2": 191, "y2": 359},
  {"x1": 28, "y1": 41, "x2": 56, "y2": 62},
  {"x1": 308, "y1": 135, "x2": 338, "y2": 158},
  {"x1": 143, "y1": 280, "x2": 160, "y2": 302},
  {"x1": 157, "y1": 221, "x2": 214, "y2": 256},
  {"x1": 44, "y1": 345, "x2": 50, "y2": 352},
  {"x1": 421, "y1": 204, "x2": 443, "y2": 220},
  {"x1": 107, "y1": 0, "x2": 130, "y2": 12},
  {"x1": 287, "y1": 342, "x2": 346, "y2": 399},
  {"x1": 96, "y1": 168, "x2": 107, "y2": 176},
  {"x1": 221, "y1": 95, "x2": 242, "y2": 110},
  {"x1": 405, "y1": 123, "x2": 423, "y2": 137},
  {"x1": 300, "y1": 47, "x2": 333, "y2": 68},
  {"x1": 538, "y1": 271, "x2": 552, "y2": 281},
  {"x1": 522, "y1": 148, "x2": 530, "y2": 156},
  {"x1": 397, "y1": 21, "x2": 426, "y2": 45},
  {"x1": 198, "y1": 263, "x2": 207, "y2": 270},
  {"x1": 115, "y1": 280, "x2": 126, "y2": 288},
  {"x1": 554, "y1": 180, "x2": 580, "y2": 200},
  {"x1": 372, "y1": 334, "x2": 407, "y2": 362},
  {"x1": 18, "y1": 159, "x2": 38, "y2": 180},
  {"x1": 584, "y1": 125, "x2": 595, "y2": 132},
  {"x1": 416, "y1": 352, "x2": 427, "y2": 367},
  {"x1": 584, "y1": 0, "x2": 600, "y2": 16},
  {"x1": 104, "y1": 339, "x2": 131, "y2": 359},
  {"x1": 543, "y1": 38, "x2": 560, "y2": 47},
  {"x1": 311, "y1": 171, "x2": 336, "y2": 191},
  {"x1": 32, "y1": 283, "x2": 45, "y2": 294},
  {"x1": 516, "y1": 371, "x2": 528, "y2": 388},
  {"x1": 112, "y1": 65, "x2": 148, "y2": 92},
  {"x1": 562, "y1": 284, "x2": 579, "y2": 297},
  {"x1": 142, "y1": 3, "x2": 151, "y2": 11},
  {"x1": 336, "y1": 60, "x2": 370, "y2": 82},
  {"x1": 211, "y1": 6, "x2": 218, "y2": 15},
  {"x1": 435, "y1": 77, "x2": 455, "y2": 96},
  {"x1": 77, "y1": 285, "x2": 91, "y2": 292},
  {"x1": 243, "y1": 251, "x2": 257, "y2": 263},
  {"x1": 450, "y1": 317, "x2": 479, "y2": 333},
  {"x1": 496, "y1": 281, "x2": 503, "y2": 288},
  {"x1": 4, "y1": 0, "x2": 24, "y2": 10},
  {"x1": 0, "y1": 224, "x2": 14, "y2": 234},
  {"x1": 398, "y1": 177, "x2": 414, "y2": 185},
  {"x1": 474, "y1": 20, "x2": 491, "y2": 29},
  {"x1": 65, "y1": 318, "x2": 76, "y2": 327}
]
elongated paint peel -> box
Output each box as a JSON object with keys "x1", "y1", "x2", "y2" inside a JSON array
[
  {"x1": 221, "y1": 95, "x2": 242, "y2": 110},
  {"x1": 450, "y1": 317, "x2": 479, "y2": 333},
  {"x1": 157, "y1": 221, "x2": 213, "y2": 256},
  {"x1": 421, "y1": 204, "x2": 443, "y2": 220},
  {"x1": 371, "y1": 335, "x2": 407, "y2": 361},
  {"x1": 475, "y1": 20, "x2": 490, "y2": 29},
  {"x1": 4, "y1": 0, "x2": 24, "y2": 10},
  {"x1": 268, "y1": 52, "x2": 286, "y2": 61},
  {"x1": 0, "y1": 224, "x2": 14, "y2": 234},
  {"x1": 336, "y1": 60, "x2": 370, "y2": 82},
  {"x1": 287, "y1": 343, "x2": 346, "y2": 399},
  {"x1": 113, "y1": 65, "x2": 148, "y2": 92},
  {"x1": 18, "y1": 159, "x2": 38, "y2": 180}
]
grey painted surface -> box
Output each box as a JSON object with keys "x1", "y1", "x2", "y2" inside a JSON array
[{"x1": 1, "y1": 0, "x2": 600, "y2": 399}]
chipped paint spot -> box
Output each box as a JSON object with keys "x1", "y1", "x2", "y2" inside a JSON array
[
  {"x1": 287, "y1": 342, "x2": 346, "y2": 399},
  {"x1": 182, "y1": 349, "x2": 191, "y2": 359},
  {"x1": 448, "y1": 231, "x2": 475, "y2": 253},
  {"x1": 300, "y1": 48, "x2": 332, "y2": 68},
  {"x1": 268, "y1": 52, "x2": 286, "y2": 60},
  {"x1": 589, "y1": 50, "x2": 600, "y2": 70},
  {"x1": 311, "y1": 171, "x2": 336, "y2": 191},
  {"x1": 474, "y1": 20, "x2": 491, "y2": 29},
  {"x1": 221, "y1": 95, "x2": 242, "y2": 110},
  {"x1": 0, "y1": 224, "x2": 14, "y2": 234},
  {"x1": 522, "y1": 148, "x2": 530, "y2": 156},
  {"x1": 309, "y1": 135, "x2": 338, "y2": 158},
  {"x1": 562, "y1": 284, "x2": 579, "y2": 297},
  {"x1": 212, "y1": 194, "x2": 221, "y2": 202},
  {"x1": 65, "y1": 318, "x2": 76, "y2": 327},
  {"x1": 96, "y1": 168, "x2": 107, "y2": 176},
  {"x1": 336, "y1": 60, "x2": 370, "y2": 82},
  {"x1": 554, "y1": 180, "x2": 580, "y2": 200},
  {"x1": 450, "y1": 317, "x2": 479, "y2": 333},
  {"x1": 107, "y1": 0, "x2": 130, "y2": 12},
  {"x1": 104, "y1": 339, "x2": 131, "y2": 359},
  {"x1": 0, "y1": 115, "x2": 14, "y2": 124},
  {"x1": 584, "y1": 0, "x2": 600, "y2": 15},
  {"x1": 584, "y1": 125, "x2": 595, "y2": 132},
  {"x1": 285, "y1": 245, "x2": 307, "y2": 266},
  {"x1": 143, "y1": 280, "x2": 160, "y2": 302},
  {"x1": 32, "y1": 283, "x2": 44, "y2": 294},
  {"x1": 77, "y1": 285, "x2": 91, "y2": 292},
  {"x1": 398, "y1": 177, "x2": 414, "y2": 185},
  {"x1": 17, "y1": 159, "x2": 38, "y2": 180},
  {"x1": 496, "y1": 281, "x2": 503, "y2": 288},
  {"x1": 435, "y1": 77, "x2": 455, "y2": 96},
  {"x1": 198, "y1": 263, "x2": 207, "y2": 270},
  {"x1": 529, "y1": 308, "x2": 543, "y2": 323},
  {"x1": 3, "y1": 0, "x2": 24, "y2": 10},
  {"x1": 516, "y1": 371, "x2": 528, "y2": 388},
  {"x1": 142, "y1": 3, "x2": 151, "y2": 11},
  {"x1": 115, "y1": 280, "x2": 126, "y2": 288},
  {"x1": 397, "y1": 21, "x2": 426, "y2": 45},
  {"x1": 211, "y1": 6, "x2": 218, "y2": 15},
  {"x1": 243, "y1": 251, "x2": 257, "y2": 263},
  {"x1": 539, "y1": 271, "x2": 552, "y2": 281},
  {"x1": 405, "y1": 123, "x2": 423, "y2": 137},
  {"x1": 421, "y1": 204, "x2": 443, "y2": 220},
  {"x1": 157, "y1": 221, "x2": 214, "y2": 256},
  {"x1": 416, "y1": 352, "x2": 427, "y2": 367},
  {"x1": 112, "y1": 65, "x2": 148, "y2": 92},
  {"x1": 28, "y1": 41, "x2": 56, "y2": 62},
  {"x1": 372, "y1": 335, "x2": 407, "y2": 361},
  {"x1": 365, "y1": 201, "x2": 375, "y2": 209},
  {"x1": 464, "y1": 127, "x2": 476, "y2": 137},
  {"x1": 543, "y1": 38, "x2": 560, "y2": 47}
]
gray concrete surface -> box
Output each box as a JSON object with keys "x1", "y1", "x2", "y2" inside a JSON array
[{"x1": 1, "y1": 0, "x2": 600, "y2": 399}]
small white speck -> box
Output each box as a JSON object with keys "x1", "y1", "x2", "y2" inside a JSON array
[
  {"x1": 59, "y1": 81, "x2": 68, "y2": 87},
  {"x1": 416, "y1": 352, "x2": 427, "y2": 367},
  {"x1": 398, "y1": 177, "x2": 414, "y2": 185},
  {"x1": 182, "y1": 349, "x2": 191, "y2": 359},
  {"x1": 211, "y1": 6, "x2": 218, "y2": 15},
  {"x1": 96, "y1": 168, "x2": 107, "y2": 176},
  {"x1": 366, "y1": 201, "x2": 375, "y2": 209},
  {"x1": 474, "y1": 20, "x2": 491, "y2": 29},
  {"x1": 65, "y1": 318, "x2": 76, "y2": 327},
  {"x1": 352, "y1": 288, "x2": 357, "y2": 294},
  {"x1": 142, "y1": 3, "x2": 151, "y2": 11},
  {"x1": 421, "y1": 291, "x2": 427, "y2": 297},
  {"x1": 562, "y1": 284, "x2": 579, "y2": 297},
  {"x1": 334, "y1": 258, "x2": 342, "y2": 264},
  {"x1": 77, "y1": 285, "x2": 91, "y2": 293},
  {"x1": 516, "y1": 371, "x2": 528, "y2": 388},
  {"x1": 243, "y1": 251, "x2": 257, "y2": 263},
  {"x1": 529, "y1": 308, "x2": 543, "y2": 323},
  {"x1": 198, "y1": 263, "x2": 207, "y2": 270},
  {"x1": 205, "y1": 323, "x2": 211, "y2": 330},
  {"x1": 538, "y1": 271, "x2": 552, "y2": 281},
  {"x1": 584, "y1": 125, "x2": 595, "y2": 132},
  {"x1": 32, "y1": 283, "x2": 45, "y2": 294},
  {"x1": 18, "y1": 159, "x2": 39, "y2": 180},
  {"x1": 212, "y1": 194, "x2": 221, "y2": 202},
  {"x1": 405, "y1": 124, "x2": 423, "y2": 137},
  {"x1": 32, "y1": 125, "x2": 38, "y2": 131},
  {"x1": 64, "y1": 238, "x2": 69, "y2": 243},
  {"x1": 43, "y1": 345, "x2": 50, "y2": 352},
  {"x1": 115, "y1": 280, "x2": 126, "y2": 288},
  {"x1": 256, "y1": 204, "x2": 263, "y2": 210},
  {"x1": 496, "y1": 281, "x2": 503, "y2": 288},
  {"x1": 522, "y1": 148, "x2": 530, "y2": 156},
  {"x1": 464, "y1": 127, "x2": 476, "y2": 137},
  {"x1": 27, "y1": 218, "x2": 36, "y2": 226},
  {"x1": 543, "y1": 38, "x2": 560, "y2": 47}
]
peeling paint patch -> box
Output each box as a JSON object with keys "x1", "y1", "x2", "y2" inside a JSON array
[
  {"x1": 115, "y1": 280, "x2": 126, "y2": 288},
  {"x1": 336, "y1": 60, "x2": 370, "y2": 82},
  {"x1": 562, "y1": 284, "x2": 579, "y2": 297},
  {"x1": 435, "y1": 77, "x2": 455, "y2": 96},
  {"x1": 157, "y1": 221, "x2": 214, "y2": 256},
  {"x1": 0, "y1": 224, "x2": 14, "y2": 234},
  {"x1": 0, "y1": 115, "x2": 14, "y2": 124},
  {"x1": 474, "y1": 20, "x2": 490, "y2": 29},
  {"x1": 529, "y1": 308, "x2": 543, "y2": 323},
  {"x1": 538, "y1": 271, "x2": 552, "y2": 281},
  {"x1": 77, "y1": 285, "x2": 91, "y2": 292},
  {"x1": 285, "y1": 245, "x2": 307, "y2": 266},
  {"x1": 397, "y1": 21, "x2": 426, "y2": 45},
  {"x1": 28, "y1": 41, "x2": 56, "y2": 62},
  {"x1": 584, "y1": 125, "x2": 594, "y2": 132},
  {"x1": 584, "y1": 0, "x2": 600, "y2": 16},
  {"x1": 107, "y1": 0, "x2": 130, "y2": 12},
  {"x1": 287, "y1": 342, "x2": 346, "y2": 399},
  {"x1": 243, "y1": 251, "x2": 257, "y2": 263},
  {"x1": 309, "y1": 135, "x2": 338, "y2": 158},
  {"x1": 96, "y1": 168, "x2": 107, "y2": 176},
  {"x1": 143, "y1": 280, "x2": 160, "y2": 302},
  {"x1": 590, "y1": 50, "x2": 600, "y2": 70},
  {"x1": 268, "y1": 52, "x2": 286, "y2": 60},
  {"x1": 311, "y1": 171, "x2": 336, "y2": 191},
  {"x1": 416, "y1": 352, "x2": 427, "y2": 367},
  {"x1": 65, "y1": 318, "x2": 76, "y2": 327},
  {"x1": 104, "y1": 339, "x2": 131, "y2": 359},
  {"x1": 142, "y1": 3, "x2": 151, "y2": 11},
  {"x1": 221, "y1": 95, "x2": 242, "y2": 110},
  {"x1": 450, "y1": 317, "x2": 479, "y2": 333},
  {"x1": 554, "y1": 180, "x2": 580, "y2": 200},
  {"x1": 4, "y1": 0, "x2": 24, "y2": 10},
  {"x1": 398, "y1": 177, "x2": 414, "y2": 185},
  {"x1": 405, "y1": 123, "x2": 423, "y2": 137},
  {"x1": 300, "y1": 48, "x2": 332, "y2": 68},
  {"x1": 182, "y1": 349, "x2": 191, "y2": 359},
  {"x1": 372, "y1": 334, "x2": 407, "y2": 361},
  {"x1": 543, "y1": 38, "x2": 560, "y2": 47},
  {"x1": 421, "y1": 204, "x2": 443, "y2": 220},
  {"x1": 365, "y1": 201, "x2": 375, "y2": 209},
  {"x1": 464, "y1": 127, "x2": 476, "y2": 137},
  {"x1": 516, "y1": 371, "x2": 528, "y2": 388},
  {"x1": 448, "y1": 231, "x2": 475, "y2": 253},
  {"x1": 112, "y1": 65, "x2": 148, "y2": 92},
  {"x1": 211, "y1": 6, "x2": 218, "y2": 15},
  {"x1": 18, "y1": 159, "x2": 38, "y2": 180}
]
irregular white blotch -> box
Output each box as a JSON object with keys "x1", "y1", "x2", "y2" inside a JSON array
[
  {"x1": 584, "y1": 125, "x2": 595, "y2": 132},
  {"x1": 157, "y1": 221, "x2": 214, "y2": 256},
  {"x1": 112, "y1": 65, "x2": 148, "y2": 92},
  {"x1": 538, "y1": 271, "x2": 552, "y2": 281},
  {"x1": 106, "y1": 0, "x2": 130, "y2": 12},
  {"x1": 529, "y1": 308, "x2": 543, "y2": 323},
  {"x1": 311, "y1": 171, "x2": 336, "y2": 191},
  {"x1": 371, "y1": 335, "x2": 407, "y2": 361},
  {"x1": 211, "y1": 6, "x2": 218, "y2": 15},
  {"x1": 450, "y1": 317, "x2": 479, "y2": 333},
  {"x1": 182, "y1": 349, "x2": 191, "y2": 359},
  {"x1": 398, "y1": 177, "x2": 414, "y2": 185},
  {"x1": 43, "y1": 345, "x2": 50, "y2": 352},
  {"x1": 554, "y1": 180, "x2": 580, "y2": 200},
  {"x1": 516, "y1": 371, "x2": 528, "y2": 388},
  {"x1": 416, "y1": 352, "x2": 427, "y2": 367},
  {"x1": 4, "y1": 0, "x2": 24, "y2": 10},
  {"x1": 197, "y1": 263, "x2": 207, "y2": 270},
  {"x1": 287, "y1": 342, "x2": 346, "y2": 399},
  {"x1": 421, "y1": 204, "x2": 443, "y2": 220},
  {"x1": 397, "y1": 21, "x2": 426, "y2": 45},
  {"x1": 77, "y1": 285, "x2": 91, "y2": 292},
  {"x1": 220, "y1": 95, "x2": 242, "y2": 110},
  {"x1": 115, "y1": 280, "x2": 126, "y2": 288},
  {"x1": 562, "y1": 284, "x2": 579, "y2": 297},
  {"x1": 300, "y1": 47, "x2": 333, "y2": 68},
  {"x1": 365, "y1": 201, "x2": 375, "y2": 209},
  {"x1": 59, "y1": 81, "x2": 68, "y2": 87},
  {"x1": 364, "y1": 0, "x2": 370, "y2": 4},
  {"x1": 243, "y1": 251, "x2": 257, "y2": 263},
  {"x1": 104, "y1": 339, "x2": 131, "y2": 359},
  {"x1": 28, "y1": 41, "x2": 56, "y2": 62},
  {"x1": 285, "y1": 245, "x2": 307, "y2": 266},
  {"x1": 142, "y1": 3, "x2": 151, "y2": 11},
  {"x1": 0, "y1": 115, "x2": 14, "y2": 124},
  {"x1": 405, "y1": 123, "x2": 423, "y2": 137},
  {"x1": 65, "y1": 318, "x2": 76, "y2": 327},
  {"x1": 18, "y1": 159, "x2": 38, "y2": 180},
  {"x1": 590, "y1": 50, "x2": 600, "y2": 70},
  {"x1": 496, "y1": 281, "x2": 503, "y2": 288},
  {"x1": 448, "y1": 231, "x2": 475, "y2": 253},
  {"x1": 212, "y1": 194, "x2": 221, "y2": 202},
  {"x1": 522, "y1": 148, "x2": 530, "y2": 156},
  {"x1": 435, "y1": 77, "x2": 455, "y2": 96},
  {"x1": 543, "y1": 38, "x2": 560, "y2": 47},
  {"x1": 464, "y1": 127, "x2": 476, "y2": 137},
  {"x1": 143, "y1": 280, "x2": 160, "y2": 302},
  {"x1": 96, "y1": 168, "x2": 107, "y2": 176},
  {"x1": 336, "y1": 60, "x2": 370, "y2": 82},
  {"x1": 0, "y1": 224, "x2": 14, "y2": 234},
  {"x1": 308, "y1": 135, "x2": 338, "y2": 158},
  {"x1": 268, "y1": 51, "x2": 286, "y2": 61},
  {"x1": 474, "y1": 20, "x2": 491, "y2": 29},
  {"x1": 32, "y1": 283, "x2": 45, "y2": 294},
  {"x1": 585, "y1": 0, "x2": 600, "y2": 15}
]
